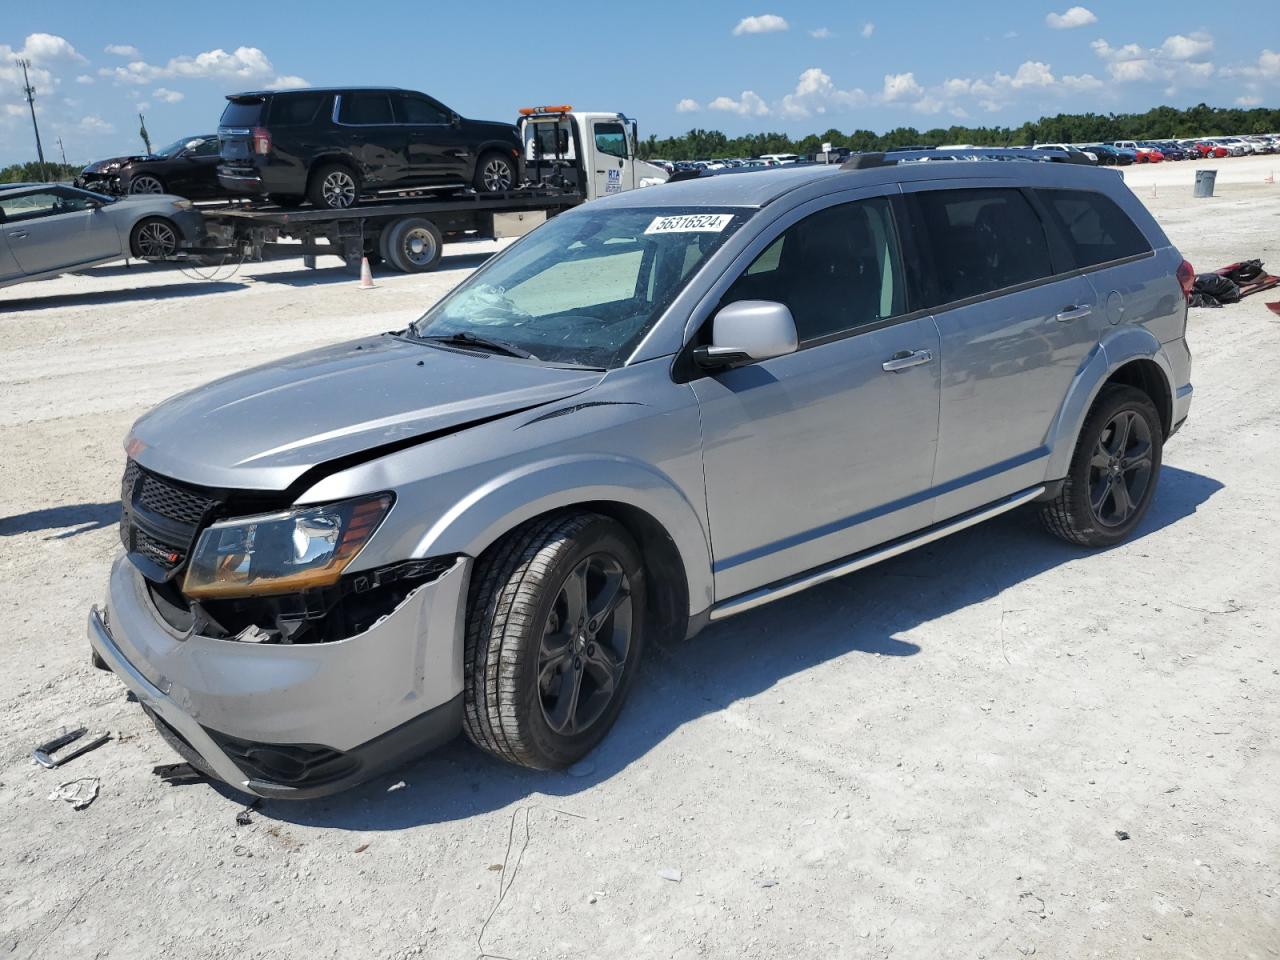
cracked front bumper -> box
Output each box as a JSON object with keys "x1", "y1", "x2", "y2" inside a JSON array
[{"x1": 89, "y1": 553, "x2": 469, "y2": 799}]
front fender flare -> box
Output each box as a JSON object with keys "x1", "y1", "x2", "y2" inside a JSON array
[
  {"x1": 414, "y1": 454, "x2": 715, "y2": 616},
  {"x1": 1045, "y1": 326, "x2": 1176, "y2": 479}
]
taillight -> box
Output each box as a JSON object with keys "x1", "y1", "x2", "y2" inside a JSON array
[
  {"x1": 1177, "y1": 259, "x2": 1195, "y2": 303},
  {"x1": 252, "y1": 127, "x2": 271, "y2": 155}
]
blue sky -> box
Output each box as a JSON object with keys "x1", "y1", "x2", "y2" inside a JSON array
[{"x1": 2, "y1": 0, "x2": 1277, "y2": 164}]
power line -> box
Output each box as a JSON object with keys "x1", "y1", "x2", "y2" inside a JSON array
[{"x1": 15, "y1": 58, "x2": 49, "y2": 181}]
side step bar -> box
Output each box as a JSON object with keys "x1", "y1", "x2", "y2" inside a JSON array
[{"x1": 708, "y1": 485, "x2": 1045, "y2": 621}]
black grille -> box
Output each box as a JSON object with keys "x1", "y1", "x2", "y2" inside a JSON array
[
  {"x1": 205, "y1": 728, "x2": 358, "y2": 787},
  {"x1": 119, "y1": 459, "x2": 222, "y2": 582}
]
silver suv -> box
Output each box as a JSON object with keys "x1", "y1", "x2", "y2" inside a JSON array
[{"x1": 90, "y1": 154, "x2": 1193, "y2": 798}]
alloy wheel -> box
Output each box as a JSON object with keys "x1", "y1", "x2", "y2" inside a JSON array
[
  {"x1": 321, "y1": 170, "x2": 357, "y2": 208},
  {"x1": 482, "y1": 158, "x2": 512, "y2": 192},
  {"x1": 129, "y1": 175, "x2": 164, "y2": 194},
  {"x1": 135, "y1": 221, "x2": 177, "y2": 259},
  {"x1": 1088, "y1": 410, "x2": 1153, "y2": 527},
  {"x1": 536, "y1": 554, "x2": 632, "y2": 736}
]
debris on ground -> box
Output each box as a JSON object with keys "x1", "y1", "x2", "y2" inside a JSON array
[
  {"x1": 1190, "y1": 259, "x2": 1279, "y2": 307},
  {"x1": 152, "y1": 762, "x2": 205, "y2": 785},
  {"x1": 657, "y1": 868, "x2": 682, "y2": 882},
  {"x1": 32, "y1": 727, "x2": 112, "y2": 768},
  {"x1": 48, "y1": 777, "x2": 100, "y2": 811},
  {"x1": 1115, "y1": 830, "x2": 1132, "y2": 841},
  {"x1": 235, "y1": 798, "x2": 262, "y2": 826},
  {"x1": 354, "y1": 843, "x2": 370, "y2": 854}
]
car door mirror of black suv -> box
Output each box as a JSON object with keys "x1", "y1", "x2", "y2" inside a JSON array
[{"x1": 694, "y1": 300, "x2": 799, "y2": 370}]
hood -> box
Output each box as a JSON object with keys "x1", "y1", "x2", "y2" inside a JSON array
[
  {"x1": 82, "y1": 154, "x2": 153, "y2": 174},
  {"x1": 128, "y1": 335, "x2": 605, "y2": 492}
]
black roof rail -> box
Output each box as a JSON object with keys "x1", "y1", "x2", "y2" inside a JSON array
[{"x1": 840, "y1": 147, "x2": 1093, "y2": 170}]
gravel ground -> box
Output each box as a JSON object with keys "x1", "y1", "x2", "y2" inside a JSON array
[{"x1": 1, "y1": 157, "x2": 1278, "y2": 960}]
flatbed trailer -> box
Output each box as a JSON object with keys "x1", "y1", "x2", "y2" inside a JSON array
[{"x1": 195, "y1": 187, "x2": 584, "y2": 273}]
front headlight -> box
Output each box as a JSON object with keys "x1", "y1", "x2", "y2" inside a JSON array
[
  {"x1": 182, "y1": 494, "x2": 393, "y2": 599},
  {"x1": 171, "y1": 199, "x2": 193, "y2": 211}
]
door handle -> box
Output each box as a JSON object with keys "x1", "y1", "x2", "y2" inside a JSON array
[
  {"x1": 1055, "y1": 304, "x2": 1092, "y2": 322},
  {"x1": 882, "y1": 349, "x2": 933, "y2": 372},
  {"x1": 9, "y1": 231, "x2": 29, "y2": 240}
]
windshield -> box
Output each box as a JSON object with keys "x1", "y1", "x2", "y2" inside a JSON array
[
  {"x1": 154, "y1": 138, "x2": 188, "y2": 158},
  {"x1": 411, "y1": 206, "x2": 748, "y2": 368}
]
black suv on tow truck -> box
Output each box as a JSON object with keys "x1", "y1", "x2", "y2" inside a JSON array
[{"x1": 217, "y1": 87, "x2": 524, "y2": 209}]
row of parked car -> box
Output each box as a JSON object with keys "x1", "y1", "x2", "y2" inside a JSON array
[{"x1": 1038, "y1": 135, "x2": 1280, "y2": 166}]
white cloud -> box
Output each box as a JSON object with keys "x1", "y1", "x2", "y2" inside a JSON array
[
  {"x1": 708, "y1": 91, "x2": 770, "y2": 116},
  {"x1": 99, "y1": 45, "x2": 306, "y2": 90},
  {"x1": 1160, "y1": 33, "x2": 1213, "y2": 61},
  {"x1": 1046, "y1": 6, "x2": 1097, "y2": 29},
  {"x1": 732, "y1": 14, "x2": 788, "y2": 36},
  {"x1": 104, "y1": 44, "x2": 140, "y2": 57},
  {"x1": 881, "y1": 72, "x2": 924, "y2": 102},
  {"x1": 1236, "y1": 95, "x2": 1262, "y2": 106},
  {"x1": 1261, "y1": 49, "x2": 1280, "y2": 77},
  {"x1": 861, "y1": 22, "x2": 875, "y2": 39},
  {"x1": 675, "y1": 98, "x2": 700, "y2": 113},
  {"x1": 1061, "y1": 72, "x2": 1104, "y2": 92},
  {"x1": 1013, "y1": 60, "x2": 1056, "y2": 88},
  {"x1": 779, "y1": 67, "x2": 867, "y2": 118},
  {"x1": 810, "y1": 27, "x2": 831, "y2": 39},
  {"x1": 152, "y1": 87, "x2": 184, "y2": 103},
  {"x1": 1003, "y1": 30, "x2": 1019, "y2": 40},
  {"x1": 77, "y1": 115, "x2": 114, "y2": 134},
  {"x1": 75, "y1": 74, "x2": 95, "y2": 85},
  {"x1": 19, "y1": 33, "x2": 86, "y2": 63},
  {"x1": 267, "y1": 75, "x2": 310, "y2": 90},
  {"x1": 912, "y1": 96, "x2": 944, "y2": 114}
]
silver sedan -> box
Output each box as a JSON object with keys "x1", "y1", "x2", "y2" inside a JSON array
[{"x1": 0, "y1": 183, "x2": 206, "y2": 289}]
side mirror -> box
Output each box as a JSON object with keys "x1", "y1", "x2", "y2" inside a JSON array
[
  {"x1": 693, "y1": 300, "x2": 798, "y2": 370},
  {"x1": 450, "y1": 113, "x2": 462, "y2": 128}
]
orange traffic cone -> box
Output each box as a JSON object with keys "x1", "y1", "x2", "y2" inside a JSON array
[
  {"x1": 1266, "y1": 170, "x2": 1275, "y2": 184},
  {"x1": 358, "y1": 256, "x2": 375, "y2": 289}
]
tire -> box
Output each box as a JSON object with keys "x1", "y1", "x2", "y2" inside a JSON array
[
  {"x1": 382, "y1": 217, "x2": 443, "y2": 273},
  {"x1": 463, "y1": 512, "x2": 647, "y2": 770},
  {"x1": 474, "y1": 151, "x2": 516, "y2": 193},
  {"x1": 1040, "y1": 385, "x2": 1163, "y2": 548},
  {"x1": 129, "y1": 217, "x2": 180, "y2": 259},
  {"x1": 128, "y1": 174, "x2": 165, "y2": 195},
  {"x1": 307, "y1": 163, "x2": 360, "y2": 209}
]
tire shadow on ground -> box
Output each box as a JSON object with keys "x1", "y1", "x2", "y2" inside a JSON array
[{"x1": 262, "y1": 463, "x2": 1222, "y2": 831}]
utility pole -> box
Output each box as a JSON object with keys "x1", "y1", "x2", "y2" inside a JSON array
[
  {"x1": 57, "y1": 137, "x2": 67, "y2": 166},
  {"x1": 16, "y1": 58, "x2": 49, "y2": 181}
]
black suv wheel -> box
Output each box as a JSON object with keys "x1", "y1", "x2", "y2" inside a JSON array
[
  {"x1": 308, "y1": 163, "x2": 360, "y2": 209},
  {"x1": 474, "y1": 152, "x2": 516, "y2": 193}
]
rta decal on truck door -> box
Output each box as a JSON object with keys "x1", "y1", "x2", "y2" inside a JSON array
[{"x1": 606, "y1": 168, "x2": 622, "y2": 193}]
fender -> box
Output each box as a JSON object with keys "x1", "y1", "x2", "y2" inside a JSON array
[
  {"x1": 412, "y1": 454, "x2": 715, "y2": 616},
  {"x1": 1044, "y1": 325, "x2": 1176, "y2": 479}
]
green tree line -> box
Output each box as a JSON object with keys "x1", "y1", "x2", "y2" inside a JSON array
[
  {"x1": 638, "y1": 102, "x2": 1280, "y2": 160},
  {"x1": 1, "y1": 161, "x2": 81, "y2": 184}
]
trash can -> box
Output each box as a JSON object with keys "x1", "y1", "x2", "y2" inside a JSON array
[{"x1": 1194, "y1": 169, "x2": 1217, "y2": 198}]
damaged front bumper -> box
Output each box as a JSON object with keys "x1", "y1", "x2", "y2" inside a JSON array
[{"x1": 89, "y1": 552, "x2": 470, "y2": 799}]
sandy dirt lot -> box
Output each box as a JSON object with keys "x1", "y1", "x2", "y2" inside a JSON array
[{"x1": 1, "y1": 157, "x2": 1278, "y2": 960}]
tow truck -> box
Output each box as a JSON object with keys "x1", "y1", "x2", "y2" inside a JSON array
[{"x1": 196, "y1": 107, "x2": 668, "y2": 273}]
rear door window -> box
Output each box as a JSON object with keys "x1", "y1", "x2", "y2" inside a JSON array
[
  {"x1": 907, "y1": 188, "x2": 1054, "y2": 306},
  {"x1": 269, "y1": 93, "x2": 326, "y2": 126},
  {"x1": 1036, "y1": 189, "x2": 1152, "y2": 269},
  {"x1": 339, "y1": 93, "x2": 394, "y2": 125},
  {"x1": 220, "y1": 98, "x2": 265, "y2": 127}
]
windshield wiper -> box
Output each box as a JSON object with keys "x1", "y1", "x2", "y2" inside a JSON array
[{"x1": 419, "y1": 332, "x2": 538, "y2": 360}]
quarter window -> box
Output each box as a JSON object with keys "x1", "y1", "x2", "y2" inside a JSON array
[
  {"x1": 338, "y1": 93, "x2": 394, "y2": 125},
  {"x1": 269, "y1": 93, "x2": 326, "y2": 126},
  {"x1": 720, "y1": 197, "x2": 906, "y2": 342},
  {"x1": 594, "y1": 123, "x2": 628, "y2": 159},
  {"x1": 1036, "y1": 188, "x2": 1152, "y2": 268},
  {"x1": 908, "y1": 188, "x2": 1054, "y2": 306}
]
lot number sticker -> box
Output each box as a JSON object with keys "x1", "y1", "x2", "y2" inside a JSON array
[{"x1": 644, "y1": 213, "x2": 734, "y2": 235}]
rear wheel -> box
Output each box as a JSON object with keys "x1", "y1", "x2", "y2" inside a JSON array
[
  {"x1": 382, "y1": 217, "x2": 443, "y2": 273},
  {"x1": 128, "y1": 174, "x2": 165, "y2": 195},
  {"x1": 1040, "y1": 385, "x2": 1163, "y2": 548},
  {"x1": 129, "y1": 217, "x2": 179, "y2": 259},
  {"x1": 308, "y1": 163, "x2": 360, "y2": 209},
  {"x1": 463, "y1": 512, "x2": 646, "y2": 769},
  {"x1": 474, "y1": 151, "x2": 516, "y2": 193}
]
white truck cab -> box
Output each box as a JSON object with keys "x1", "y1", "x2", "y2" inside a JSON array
[{"x1": 518, "y1": 106, "x2": 668, "y2": 200}]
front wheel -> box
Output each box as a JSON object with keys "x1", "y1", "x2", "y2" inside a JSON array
[
  {"x1": 130, "y1": 217, "x2": 180, "y2": 259},
  {"x1": 474, "y1": 152, "x2": 516, "y2": 193},
  {"x1": 463, "y1": 513, "x2": 646, "y2": 770},
  {"x1": 1040, "y1": 385, "x2": 1163, "y2": 547}
]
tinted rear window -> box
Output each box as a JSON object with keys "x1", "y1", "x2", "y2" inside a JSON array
[
  {"x1": 269, "y1": 93, "x2": 327, "y2": 126},
  {"x1": 338, "y1": 93, "x2": 394, "y2": 125},
  {"x1": 908, "y1": 188, "x2": 1054, "y2": 305},
  {"x1": 1036, "y1": 189, "x2": 1152, "y2": 268},
  {"x1": 220, "y1": 98, "x2": 265, "y2": 127}
]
